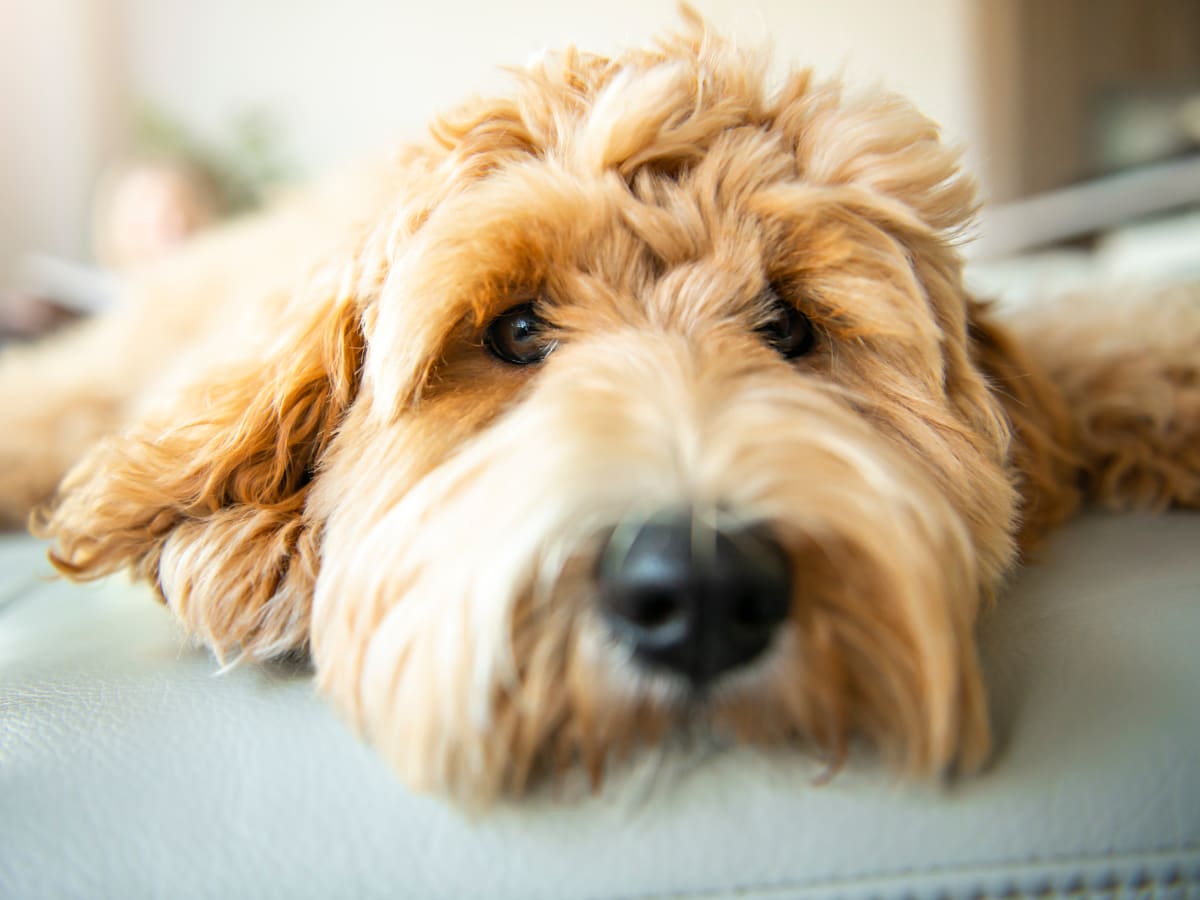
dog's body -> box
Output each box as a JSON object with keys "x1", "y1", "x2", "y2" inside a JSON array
[{"x1": 2, "y1": 20, "x2": 1198, "y2": 804}]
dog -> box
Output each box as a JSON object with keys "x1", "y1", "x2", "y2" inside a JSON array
[{"x1": 2, "y1": 16, "x2": 1198, "y2": 805}]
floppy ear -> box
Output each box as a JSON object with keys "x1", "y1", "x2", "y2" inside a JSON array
[
  {"x1": 966, "y1": 300, "x2": 1082, "y2": 551},
  {"x1": 34, "y1": 293, "x2": 364, "y2": 660}
]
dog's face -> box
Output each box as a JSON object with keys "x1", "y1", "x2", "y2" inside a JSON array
[
  {"x1": 41, "y1": 25, "x2": 1032, "y2": 804},
  {"x1": 303, "y1": 33, "x2": 1021, "y2": 801}
]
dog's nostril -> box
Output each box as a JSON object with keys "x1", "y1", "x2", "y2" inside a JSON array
[
  {"x1": 624, "y1": 589, "x2": 684, "y2": 630},
  {"x1": 731, "y1": 589, "x2": 782, "y2": 629},
  {"x1": 598, "y1": 513, "x2": 792, "y2": 685}
]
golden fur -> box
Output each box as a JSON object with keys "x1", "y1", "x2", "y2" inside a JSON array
[{"x1": 2, "y1": 17, "x2": 1197, "y2": 805}]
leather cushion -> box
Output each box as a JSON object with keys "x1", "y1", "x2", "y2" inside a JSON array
[{"x1": 1, "y1": 514, "x2": 1198, "y2": 899}]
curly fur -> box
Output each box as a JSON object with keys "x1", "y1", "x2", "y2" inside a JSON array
[{"x1": 1, "y1": 15, "x2": 1196, "y2": 805}]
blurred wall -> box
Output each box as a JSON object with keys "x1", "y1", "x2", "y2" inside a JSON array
[
  {"x1": 0, "y1": 0, "x2": 123, "y2": 280},
  {"x1": 977, "y1": 0, "x2": 1200, "y2": 200},
  {"x1": 1, "y1": 0, "x2": 984, "y2": 275},
  {"x1": 114, "y1": 0, "x2": 981, "y2": 171}
]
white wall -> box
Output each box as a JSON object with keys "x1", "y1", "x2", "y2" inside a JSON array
[
  {"x1": 115, "y1": 0, "x2": 982, "y2": 172},
  {"x1": 0, "y1": 0, "x2": 985, "y2": 275},
  {"x1": 0, "y1": 0, "x2": 123, "y2": 277}
]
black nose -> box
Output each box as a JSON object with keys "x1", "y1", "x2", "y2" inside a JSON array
[{"x1": 598, "y1": 512, "x2": 792, "y2": 686}]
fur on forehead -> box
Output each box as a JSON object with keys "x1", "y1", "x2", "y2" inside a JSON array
[
  {"x1": 365, "y1": 13, "x2": 978, "y2": 417},
  {"x1": 431, "y1": 15, "x2": 976, "y2": 228}
]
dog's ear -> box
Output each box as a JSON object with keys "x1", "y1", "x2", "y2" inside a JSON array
[
  {"x1": 965, "y1": 300, "x2": 1082, "y2": 551},
  {"x1": 34, "y1": 293, "x2": 364, "y2": 660}
]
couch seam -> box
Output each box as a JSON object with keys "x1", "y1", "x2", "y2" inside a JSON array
[{"x1": 597, "y1": 844, "x2": 1200, "y2": 900}]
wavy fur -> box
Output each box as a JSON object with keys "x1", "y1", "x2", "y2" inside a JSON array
[{"x1": 1, "y1": 15, "x2": 1197, "y2": 804}]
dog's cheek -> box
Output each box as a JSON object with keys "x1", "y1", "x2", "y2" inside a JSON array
[
  {"x1": 685, "y1": 376, "x2": 994, "y2": 774},
  {"x1": 823, "y1": 332, "x2": 1021, "y2": 597},
  {"x1": 312, "y1": 508, "x2": 663, "y2": 801},
  {"x1": 881, "y1": 412, "x2": 1019, "y2": 595},
  {"x1": 702, "y1": 512, "x2": 991, "y2": 776},
  {"x1": 313, "y1": 464, "x2": 678, "y2": 799}
]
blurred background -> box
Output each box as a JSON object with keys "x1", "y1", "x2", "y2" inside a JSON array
[{"x1": 2, "y1": 0, "x2": 1199, "y2": 336}]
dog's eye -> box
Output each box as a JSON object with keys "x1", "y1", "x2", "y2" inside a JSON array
[
  {"x1": 484, "y1": 303, "x2": 557, "y2": 365},
  {"x1": 758, "y1": 288, "x2": 816, "y2": 359}
]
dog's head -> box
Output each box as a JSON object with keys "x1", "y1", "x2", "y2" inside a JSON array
[{"x1": 42, "y1": 20, "x2": 1073, "y2": 803}]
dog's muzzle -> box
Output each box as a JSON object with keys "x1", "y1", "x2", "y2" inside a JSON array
[{"x1": 598, "y1": 511, "x2": 791, "y2": 687}]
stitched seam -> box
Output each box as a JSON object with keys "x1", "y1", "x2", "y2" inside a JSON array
[{"x1": 598, "y1": 844, "x2": 1200, "y2": 900}]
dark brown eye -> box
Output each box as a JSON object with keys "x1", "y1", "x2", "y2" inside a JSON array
[
  {"x1": 484, "y1": 302, "x2": 556, "y2": 365},
  {"x1": 758, "y1": 286, "x2": 815, "y2": 359}
]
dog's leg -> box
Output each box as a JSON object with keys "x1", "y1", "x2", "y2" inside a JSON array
[
  {"x1": 1009, "y1": 283, "x2": 1200, "y2": 514},
  {"x1": 0, "y1": 313, "x2": 144, "y2": 528}
]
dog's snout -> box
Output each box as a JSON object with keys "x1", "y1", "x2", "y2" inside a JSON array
[{"x1": 598, "y1": 513, "x2": 792, "y2": 686}]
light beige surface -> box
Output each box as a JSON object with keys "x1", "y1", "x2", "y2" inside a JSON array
[{"x1": 1, "y1": 513, "x2": 1198, "y2": 899}]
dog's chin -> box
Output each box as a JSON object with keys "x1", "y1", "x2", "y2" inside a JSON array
[{"x1": 308, "y1": 337, "x2": 997, "y2": 804}]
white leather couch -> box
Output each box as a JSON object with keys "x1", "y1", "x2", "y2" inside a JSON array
[{"x1": 2, "y1": 512, "x2": 1198, "y2": 899}]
